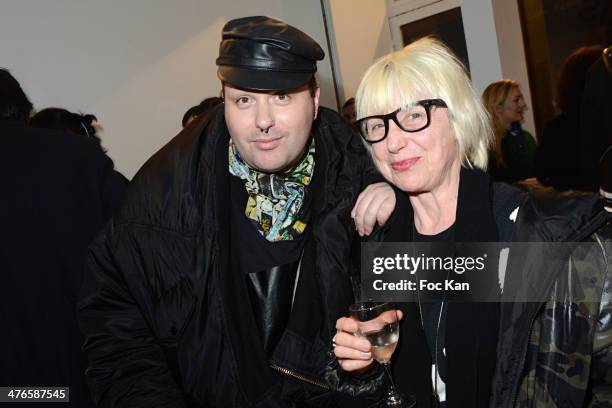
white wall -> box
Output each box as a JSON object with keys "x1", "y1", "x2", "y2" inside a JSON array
[
  {"x1": 1, "y1": 0, "x2": 538, "y2": 178},
  {"x1": 325, "y1": 0, "x2": 393, "y2": 104},
  {"x1": 491, "y1": 0, "x2": 535, "y2": 137},
  {"x1": 461, "y1": 0, "x2": 535, "y2": 135},
  {"x1": 460, "y1": 0, "x2": 503, "y2": 93},
  {"x1": 326, "y1": 0, "x2": 536, "y2": 135},
  {"x1": 0, "y1": 0, "x2": 336, "y2": 178}
]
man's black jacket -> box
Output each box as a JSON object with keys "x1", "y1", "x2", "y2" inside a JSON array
[{"x1": 78, "y1": 106, "x2": 379, "y2": 407}]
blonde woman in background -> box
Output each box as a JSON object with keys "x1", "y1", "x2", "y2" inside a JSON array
[{"x1": 482, "y1": 80, "x2": 536, "y2": 183}]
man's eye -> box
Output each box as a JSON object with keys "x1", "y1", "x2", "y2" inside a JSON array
[
  {"x1": 236, "y1": 96, "x2": 251, "y2": 105},
  {"x1": 275, "y1": 94, "x2": 291, "y2": 103}
]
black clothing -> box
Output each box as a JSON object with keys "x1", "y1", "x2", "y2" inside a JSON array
[
  {"x1": 79, "y1": 106, "x2": 380, "y2": 407},
  {"x1": 580, "y1": 56, "x2": 612, "y2": 191},
  {"x1": 535, "y1": 113, "x2": 582, "y2": 191},
  {"x1": 366, "y1": 168, "x2": 500, "y2": 408},
  {"x1": 0, "y1": 120, "x2": 126, "y2": 407},
  {"x1": 330, "y1": 170, "x2": 612, "y2": 407},
  {"x1": 489, "y1": 124, "x2": 537, "y2": 183},
  {"x1": 489, "y1": 183, "x2": 611, "y2": 407},
  {"x1": 230, "y1": 174, "x2": 308, "y2": 274},
  {"x1": 230, "y1": 174, "x2": 306, "y2": 357},
  {"x1": 414, "y1": 225, "x2": 455, "y2": 402}
]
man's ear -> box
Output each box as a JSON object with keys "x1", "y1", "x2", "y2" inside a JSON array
[{"x1": 313, "y1": 85, "x2": 321, "y2": 120}]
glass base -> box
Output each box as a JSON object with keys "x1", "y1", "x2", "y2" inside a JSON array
[{"x1": 369, "y1": 393, "x2": 416, "y2": 408}]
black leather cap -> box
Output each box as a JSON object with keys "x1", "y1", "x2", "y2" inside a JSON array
[{"x1": 216, "y1": 16, "x2": 325, "y2": 91}]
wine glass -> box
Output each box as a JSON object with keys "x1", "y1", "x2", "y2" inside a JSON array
[{"x1": 349, "y1": 302, "x2": 415, "y2": 408}]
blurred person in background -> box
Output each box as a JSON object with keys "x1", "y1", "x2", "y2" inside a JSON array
[
  {"x1": 0, "y1": 68, "x2": 126, "y2": 407},
  {"x1": 341, "y1": 97, "x2": 356, "y2": 126},
  {"x1": 182, "y1": 96, "x2": 223, "y2": 128},
  {"x1": 30, "y1": 107, "x2": 129, "y2": 184},
  {"x1": 30, "y1": 107, "x2": 101, "y2": 144},
  {"x1": 483, "y1": 79, "x2": 537, "y2": 183},
  {"x1": 580, "y1": 46, "x2": 612, "y2": 191},
  {"x1": 535, "y1": 46, "x2": 604, "y2": 191}
]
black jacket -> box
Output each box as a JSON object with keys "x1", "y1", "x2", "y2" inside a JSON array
[
  {"x1": 360, "y1": 169, "x2": 501, "y2": 407},
  {"x1": 490, "y1": 183, "x2": 612, "y2": 407},
  {"x1": 78, "y1": 106, "x2": 379, "y2": 407},
  {"x1": 0, "y1": 120, "x2": 126, "y2": 407},
  {"x1": 329, "y1": 170, "x2": 611, "y2": 407}
]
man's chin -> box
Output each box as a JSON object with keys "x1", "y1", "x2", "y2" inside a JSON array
[{"x1": 250, "y1": 159, "x2": 289, "y2": 174}]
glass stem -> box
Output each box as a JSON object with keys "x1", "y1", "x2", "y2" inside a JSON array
[{"x1": 381, "y1": 361, "x2": 399, "y2": 396}]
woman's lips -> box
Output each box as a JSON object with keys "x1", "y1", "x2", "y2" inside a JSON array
[{"x1": 391, "y1": 157, "x2": 420, "y2": 172}]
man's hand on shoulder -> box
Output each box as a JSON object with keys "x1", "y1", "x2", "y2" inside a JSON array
[{"x1": 351, "y1": 183, "x2": 396, "y2": 236}]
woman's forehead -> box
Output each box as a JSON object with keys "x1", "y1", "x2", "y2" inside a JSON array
[{"x1": 368, "y1": 90, "x2": 429, "y2": 115}]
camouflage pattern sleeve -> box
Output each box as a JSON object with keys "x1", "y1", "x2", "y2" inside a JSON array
[
  {"x1": 514, "y1": 225, "x2": 612, "y2": 408},
  {"x1": 589, "y1": 223, "x2": 612, "y2": 407}
]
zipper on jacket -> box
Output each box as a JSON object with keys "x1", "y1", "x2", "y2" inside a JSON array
[{"x1": 269, "y1": 363, "x2": 330, "y2": 390}]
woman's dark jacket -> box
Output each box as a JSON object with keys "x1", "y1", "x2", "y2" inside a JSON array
[
  {"x1": 339, "y1": 169, "x2": 501, "y2": 407},
  {"x1": 329, "y1": 169, "x2": 612, "y2": 407},
  {"x1": 78, "y1": 106, "x2": 380, "y2": 407}
]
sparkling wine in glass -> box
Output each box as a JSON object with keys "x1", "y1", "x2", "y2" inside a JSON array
[
  {"x1": 363, "y1": 321, "x2": 400, "y2": 363},
  {"x1": 349, "y1": 302, "x2": 415, "y2": 408}
]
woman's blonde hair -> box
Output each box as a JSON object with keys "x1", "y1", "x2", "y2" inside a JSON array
[
  {"x1": 355, "y1": 37, "x2": 492, "y2": 170},
  {"x1": 482, "y1": 79, "x2": 519, "y2": 168}
]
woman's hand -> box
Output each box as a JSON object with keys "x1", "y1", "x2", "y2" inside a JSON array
[
  {"x1": 334, "y1": 310, "x2": 403, "y2": 373},
  {"x1": 334, "y1": 317, "x2": 374, "y2": 373},
  {"x1": 352, "y1": 182, "x2": 396, "y2": 236}
]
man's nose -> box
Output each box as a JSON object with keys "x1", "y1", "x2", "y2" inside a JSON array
[{"x1": 256, "y1": 102, "x2": 274, "y2": 133}]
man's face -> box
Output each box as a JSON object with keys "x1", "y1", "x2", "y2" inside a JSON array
[{"x1": 224, "y1": 83, "x2": 320, "y2": 173}]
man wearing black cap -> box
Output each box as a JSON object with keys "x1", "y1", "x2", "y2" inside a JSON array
[{"x1": 79, "y1": 16, "x2": 391, "y2": 407}]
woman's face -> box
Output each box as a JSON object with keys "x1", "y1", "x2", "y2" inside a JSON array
[
  {"x1": 497, "y1": 86, "x2": 527, "y2": 126},
  {"x1": 370, "y1": 100, "x2": 460, "y2": 194}
]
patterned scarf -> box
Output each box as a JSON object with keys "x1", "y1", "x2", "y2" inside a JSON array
[{"x1": 228, "y1": 137, "x2": 315, "y2": 241}]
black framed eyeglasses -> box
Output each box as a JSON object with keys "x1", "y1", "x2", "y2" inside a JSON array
[{"x1": 355, "y1": 98, "x2": 447, "y2": 143}]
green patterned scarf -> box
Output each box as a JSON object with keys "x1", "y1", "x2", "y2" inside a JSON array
[{"x1": 228, "y1": 138, "x2": 315, "y2": 241}]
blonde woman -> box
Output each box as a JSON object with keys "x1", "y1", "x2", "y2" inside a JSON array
[
  {"x1": 329, "y1": 38, "x2": 612, "y2": 408},
  {"x1": 330, "y1": 37, "x2": 499, "y2": 407},
  {"x1": 482, "y1": 80, "x2": 536, "y2": 183}
]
